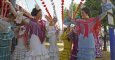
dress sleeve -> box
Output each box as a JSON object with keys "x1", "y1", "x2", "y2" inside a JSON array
[
  {"x1": 60, "y1": 31, "x2": 66, "y2": 40},
  {"x1": 45, "y1": 21, "x2": 49, "y2": 31},
  {"x1": 68, "y1": 31, "x2": 75, "y2": 41},
  {"x1": 89, "y1": 11, "x2": 107, "y2": 27},
  {"x1": 98, "y1": 11, "x2": 107, "y2": 21},
  {"x1": 71, "y1": 19, "x2": 81, "y2": 25},
  {"x1": 15, "y1": 11, "x2": 30, "y2": 24}
]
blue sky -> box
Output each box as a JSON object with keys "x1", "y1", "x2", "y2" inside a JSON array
[{"x1": 16, "y1": 0, "x2": 85, "y2": 29}]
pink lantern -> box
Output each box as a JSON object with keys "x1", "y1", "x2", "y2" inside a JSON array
[
  {"x1": 44, "y1": 5, "x2": 46, "y2": 7},
  {"x1": 42, "y1": 2, "x2": 44, "y2": 4}
]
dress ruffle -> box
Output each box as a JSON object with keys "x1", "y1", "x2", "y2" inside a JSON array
[
  {"x1": 12, "y1": 46, "x2": 27, "y2": 60},
  {"x1": 24, "y1": 34, "x2": 49, "y2": 60},
  {"x1": 47, "y1": 26, "x2": 59, "y2": 60},
  {"x1": 77, "y1": 33, "x2": 95, "y2": 60}
]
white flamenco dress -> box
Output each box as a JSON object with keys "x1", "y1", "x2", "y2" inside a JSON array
[
  {"x1": 12, "y1": 26, "x2": 28, "y2": 60},
  {"x1": 14, "y1": 11, "x2": 49, "y2": 60},
  {"x1": 25, "y1": 34, "x2": 49, "y2": 60},
  {"x1": 47, "y1": 25, "x2": 59, "y2": 60},
  {"x1": 23, "y1": 20, "x2": 49, "y2": 60}
]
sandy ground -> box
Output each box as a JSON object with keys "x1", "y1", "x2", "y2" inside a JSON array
[
  {"x1": 96, "y1": 51, "x2": 110, "y2": 60},
  {"x1": 45, "y1": 42, "x2": 110, "y2": 60}
]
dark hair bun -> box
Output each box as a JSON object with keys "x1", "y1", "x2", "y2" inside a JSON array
[
  {"x1": 31, "y1": 8, "x2": 41, "y2": 16},
  {"x1": 81, "y1": 7, "x2": 90, "y2": 16}
]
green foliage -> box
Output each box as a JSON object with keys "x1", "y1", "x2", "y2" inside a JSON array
[
  {"x1": 84, "y1": 0, "x2": 102, "y2": 17},
  {"x1": 85, "y1": 0, "x2": 114, "y2": 26},
  {"x1": 64, "y1": 3, "x2": 80, "y2": 18},
  {"x1": 64, "y1": 8, "x2": 68, "y2": 18}
]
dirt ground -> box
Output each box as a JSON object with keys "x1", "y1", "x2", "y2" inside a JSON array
[
  {"x1": 45, "y1": 43, "x2": 110, "y2": 60},
  {"x1": 96, "y1": 51, "x2": 110, "y2": 60}
]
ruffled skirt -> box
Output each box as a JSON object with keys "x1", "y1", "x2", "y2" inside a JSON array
[
  {"x1": 70, "y1": 41, "x2": 78, "y2": 60},
  {"x1": 95, "y1": 42, "x2": 102, "y2": 57},
  {"x1": 77, "y1": 33, "x2": 95, "y2": 60},
  {"x1": 48, "y1": 45, "x2": 59, "y2": 60},
  {"x1": 24, "y1": 34, "x2": 49, "y2": 60},
  {"x1": 60, "y1": 48, "x2": 72, "y2": 60},
  {"x1": 48, "y1": 33, "x2": 59, "y2": 60},
  {"x1": 12, "y1": 46, "x2": 27, "y2": 60}
]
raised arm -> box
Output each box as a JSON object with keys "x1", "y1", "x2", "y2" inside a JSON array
[
  {"x1": 45, "y1": 15, "x2": 52, "y2": 22},
  {"x1": 4, "y1": 1, "x2": 30, "y2": 24},
  {"x1": 71, "y1": 18, "x2": 80, "y2": 26},
  {"x1": 5, "y1": 1, "x2": 33, "y2": 20},
  {"x1": 5, "y1": 1, "x2": 17, "y2": 16},
  {"x1": 15, "y1": 11, "x2": 30, "y2": 24},
  {"x1": 98, "y1": 11, "x2": 107, "y2": 21},
  {"x1": 89, "y1": 12, "x2": 107, "y2": 27},
  {"x1": 90, "y1": 1, "x2": 115, "y2": 26},
  {"x1": 16, "y1": 4, "x2": 33, "y2": 19}
]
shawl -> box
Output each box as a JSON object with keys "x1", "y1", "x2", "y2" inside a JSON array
[
  {"x1": 78, "y1": 17, "x2": 101, "y2": 38},
  {"x1": 25, "y1": 19, "x2": 46, "y2": 44}
]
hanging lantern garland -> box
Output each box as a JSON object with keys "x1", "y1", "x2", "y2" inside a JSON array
[
  {"x1": 50, "y1": 0, "x2": 57, "y2": 18},
  {"x1": 40, "y1": 0, "x2": 52, "y2": 19},
  {"x1": 61, "y1": 0, "x2": 64, "y2": 30},
  {"x1": 73, "y1": 0, "x2": 84, "y2": 19},
  {"x1": 61, "y1": 0, "x2": 64, "y2": 21}
]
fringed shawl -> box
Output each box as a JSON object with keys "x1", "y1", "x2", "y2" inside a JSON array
[
  {"x1": 75, "y1": 17, "x2": 101, "y2": 38},
  {"x1": 24, "y1": 19, "x2": 46, "y2": 45}
]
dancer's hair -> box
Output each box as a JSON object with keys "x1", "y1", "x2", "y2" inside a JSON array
[
  {"x1": 81, "y1": 7, "x2": 90, "y2": 16},
  {"x1": 31, "y1": 8, "x2": 41, "y2": 16}
]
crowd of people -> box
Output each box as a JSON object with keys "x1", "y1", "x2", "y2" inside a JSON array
[{"x1": 0, "y1": 0, "x2": 113, "y2": 60}]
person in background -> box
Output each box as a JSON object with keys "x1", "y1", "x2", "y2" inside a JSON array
[
  {"x1": 12, "y1": 26, "x2": 28, "y2": 60},
  {"x1": 68, "y1": 24, "x2": 79, "y2": 60},
  {"x1": 45, "y1": 15, "x2": 59, "y2": 60},
  {"x1": 60, "y1": 25, "x2": 72, "y2": 60}
]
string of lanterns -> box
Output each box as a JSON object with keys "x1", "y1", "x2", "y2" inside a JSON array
[
  {"x1": 61, "y1": 0, "x2": 64, "y2": 30},
  {"x1": 50, "y1": 0, "x2": 57, "y2": 18},
  {"x1": 61, "y1": 0, "x2": 64, "y2": 21},
  {"x1": 40, "y1": 0, "x2": 52, "y2": 19},
  {"x1": 73, "y1": 0, "x2": 84, "y2": 19}
]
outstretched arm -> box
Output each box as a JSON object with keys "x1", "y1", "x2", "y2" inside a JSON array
[
  {"x1": 16, "y1": 4, "x2": 33, "y2": 18},
  {"x1": 45, "y1": 15, "x2": 52, "y2": 22},
  {"x1": 97, "y1": 2, "x2": 115, "y2": 21},
  {"x1": 4, "y1": 1, "x2": 30, "y2": 24},
  {"x1": 5, "y1": 1, "x2": 17, "y2": 16},
  {"x1": 89, "y1": 12, "x2": 107, "y2": 27},
  {"x1": 98, "y1": 11, "x2": 107, "y2": 21},
  {"x1": 71, "y1": 18, "x2": 80, "y2": 26},
  {"x1": 6, "y1": 1, "x2": 33, "y2": 19}
]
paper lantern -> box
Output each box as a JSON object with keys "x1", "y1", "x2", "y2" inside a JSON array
[
  {"x1": 46, "y1": 8, "x2": 48, "y2": 11},
  {"x1": 44, "y1": 5, "x2": 46, "y2": 7},
  {"x1": 80, "y1": 1, "x2": 82, "y2": 4},
  {"x1": 61, "y1": 0, "x2": 64, "y2": 2},
  {"x1": 61, "y1": 6, "x2": 63, "y2": 8},
  {"x1": 42, "y1": 2, "x2": 44, "y2": 4}
]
